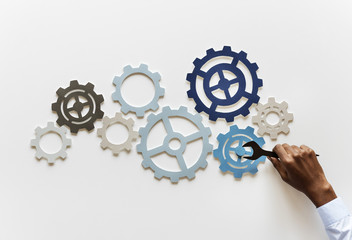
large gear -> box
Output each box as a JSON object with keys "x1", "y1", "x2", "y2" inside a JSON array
[
  {"x1": 137, "y1": 106, "x2": 213, "y2": 183},
  {"x1": 213, "y1": 125, "x2": 265, "y2": 178},
  {"x1": 97, "y1": 113, "x2": 138, "y2": 156},
  {"x1": 252, "y1": 97, "x2": 294, "y2": 140},
  {"x1": 186, "y1": 46, "x2": 263, "y2": 122},
  {"x1": 112, "y1": 64, "x2": 165, "y2": 117},
  {"x1": 30, "y1": 122, "x2": 72, "y2": 164},
  {"x1": 52, "y1": 80, "x2": 104, "y2": 134}
]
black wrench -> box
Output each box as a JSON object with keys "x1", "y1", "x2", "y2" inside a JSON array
[{"x1": 242, "y1": 141, "x2": 319, "y2": 160}]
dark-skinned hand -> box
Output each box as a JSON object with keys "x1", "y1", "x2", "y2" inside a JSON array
[{"x1": 269, "y1": 144, "x2": 336, "y2": 207}]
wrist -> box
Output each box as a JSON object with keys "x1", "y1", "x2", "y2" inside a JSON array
[{"x1": 306, "y1": 183, "x2": 337, "y2": 208}]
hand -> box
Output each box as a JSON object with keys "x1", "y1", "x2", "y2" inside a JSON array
[{"x1": 269, "y1": 144, "x2": 336, "y2": 207}]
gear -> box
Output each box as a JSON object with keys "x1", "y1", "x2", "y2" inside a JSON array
[
  {"x1": 137, "y1": 106, "x2": 213, "y2": 183},
  {"x1": 112, "y1": 64, "x2": 165, "y2": 117},
  {"x1": 52, "y1": 80, "x2": 104, "y2": 134},
  {"x1": 252, "y1": 97, "x2": 294, "y2": 140},
  {"x1": 186, "y1": 46, "x2": 263, "y2": 122},
  {"x1": 30, "y1": 122, "x2": 72, "y2": 164},
  {"x1": 97, "y1": 113, "x2": 138, "y2": 156},
  {"x1": 213, "y1": 125, "x2": 265, "y2": 178}
]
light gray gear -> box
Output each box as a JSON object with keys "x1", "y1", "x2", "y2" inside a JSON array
[
  {"x1": 112, "y1": 64, "x2": 165, "y2": 117},
  {"x1": 137, "y1": 106, "x2": 213, "y2": 183},
  {"x1": 30, "y1": 122, "x2": 72, "y2": 164},
  {"x1": 97, "y1": 113, "x2": 138, "y2": 155},
  {"x1": 252, "y1": 97, "x2": 294, "y2": 140}
]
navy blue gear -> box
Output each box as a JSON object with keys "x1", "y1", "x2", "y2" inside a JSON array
[
  {"x1": 213, "y1": 125, "x2": 266, "y2": 179},
  {"x1": 186, "y1": 46, "x2": 263, "y2": 122}
]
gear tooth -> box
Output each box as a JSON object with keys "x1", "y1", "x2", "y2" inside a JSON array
[
  {"x1": 252, "y1": 115, "x2": 260, "y2": 124},
  {"x1": 245, "y1": 126, "x2": 254, "y2": 134},
  {"x1": 187, "y1": 89, "x2": 195, "y2": 98},
  {"x1": 30, "y1": 139, "x2": 36, "y2": 147},
  {"x1": 97, "y1": 94, "x2": 104, "y2": 104},
  {"x1": 56, "y1": 118, "x2": 64, "y2": 127},
  {"x1": 170, "y1": 176, "x2": 179, "y2": 183},
  {"x1": 121, "y1": 106, "x2": 129, "y2": 114},
  {"x1": 238, "y1": 51, "x2": 247, "y2": 59},
  {"x1": 154, "y1": 171, "x2": 163, "y2": 180},
  {"x1": 131, "y1": 131, "x2": 139, "y2": 140},
  {"x1": 85, "y1": 123, "x2": 95, "y2": 132},
  {"x1": 241, "y1": 109, "x2": 250, "y2": 117},
  {"x1": 213, "y1": 148, "x2": 220, "y2": 159},
  {"x1": 186, "y1": 172, "x2": 196, "y2": 180},
  {"x1": 151, "y1": 104, "x2": 159, "y2": 111},
  {"x1": 257, "y1": 137, "x2": 265, "y2": 146},
  {"x1": 206, "y1": 48, "x2": 215, "y2": 55},
  {"x1": 34, "y1": 127, "x2": 42, "y2": 134},
  {"x1": 136, "y1": 110, "x2": 145, "y2": 117},
  {"x1": 113, "y1": 76, "x2": 121, "y2": 86},
  {"x1": 35, "y1": 152, "x2": 43, "y2": 159},
  {"x1": 194, "y1": 105, "x2": 203, "y2": 113},
  {"x1": 139, "y1": 63, "x2": 148, "y2": 71},
  {"x1": 51, "y1": 102, "x2": 59, "y2": 112},
  {"x1": 123, "y1": 65, "x2": 133, "y2": 72},
  {"x1": 147, "y1": 113, "x2": 156, "y2": 122},
  {"x1": 256, "y1": 103, "x2": 264, "y2": 111},
  {"x1": 217, "y1": 133, "x2": 226, "y2": 142},
  {"x1": 230, "y1": 125, "x2": 239, "y2": 132},
  {"x1": 59, "y1": 152, "x2": 67, "y2": 159},
  {"x1": 97, "y1": 128, "x2": 103, "y2": 137},
  {"x1": 204, "y1": 127, "x2": 211, "y2": 137},
  {"x1": 159, "y1": 87, "x2": 165, "y2": 97},
  {"x1": 257, "y1": 128, "x2": 265, "y2": 136},
  {"x1": 193, "y1": 58, "x2": 202, "y2": 67},
  {"x1": 85, "y1": 82, "x2": 94, "y2": 91},
  {"x1": 234, "y1": 171, "x2": 243, "y2": 179},
  {"x1": 70, "y1": 80, "x2": 79, "y2": 87},
  {"x1": 280, "y1": 101, "x2": 288, "y2": 110},
  {"x1": 179, "y1": 106, "x2": 187, "y2": 112},
  {"x1": 103, "y1": 116, "x2": 111, "y2": 124},
  {"x1": 282, "y1": 126, "x2": 290, "y2": 134},
  {"x1": 97, "y1": 110, "x2": 104, "y2": 119},
  {"x1": 222, "y1": 46, "x2": 232, "y2": 53},
  {"x1": 56, "y1": 87, "x2": 66, "y2": 97},
  {"x1": 162, "y1": 106, "x2": 172, "y2": 113},
  {"x1": 269, "y1": 132, "x2": 278, "y2": 140},
  {"x1": 249, "y1": 167, "x2": 259, "y2": 175},
  {"x1": 47, "y1": 158, "x2": 55, "y2": 164},
  {"x1": 67, "y1": 139, "x2": 72, "y2": 147},
  {"x1": 225, "y1": 116, "x2": 234, "y2": 122},
  {"x1": 101, "y1": 141, "x2": 108, "y2": 149},
  {"x1": 186, "y1": 73, "x2": 195, "y2": 82},
  {"x1": 152, "y1": 72, "x2": 161, "y2": 81},
  {"x1": 70, "y1": 126, "x2": 79, "y2": 134},
  {"x1": 201, "y1": 160, "x2": 208, "y2": 169},
  {"x1": 257, "y1": 78, "x2": 263, "y2": 87},
  {"x1": 288, "y1": 113, "x2": 294, "y2": 121},
  {"x1": 126, "y1": 118, "x2": 134, "y2": 125},
  {"x1": 209, "y1": 114, "x2": 218, "y2": 121},
  {"x1": 251, "y1": 63, "x2": 259, "y2": 71},
  {"x1": 193, "y1": 113, "x2": 202, "y2": 123},
  {"x1": 268, "y1": 97, "x2": 275, "y2": 104},
  {"x1": 47, "y1": 122, "x2": 54, "y2": 128},
  {"x1": 219, "y1": 163, "x2": 228, "y2": 173},
  {"x1": 136, "y1": 144, "x2": 143, "y2": 153}
]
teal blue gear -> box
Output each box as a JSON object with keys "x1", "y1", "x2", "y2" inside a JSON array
[
  {"x1": 213, "y1": 125, "x2": 266, "y2": 178},
  {"x1": 137, "y1": 106, "x2": 213, "y2": 183}
]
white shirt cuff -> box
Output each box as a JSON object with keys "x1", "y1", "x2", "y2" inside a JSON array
[{"x1": 317, "y1": 197, "x2": 351, "y2": 227}]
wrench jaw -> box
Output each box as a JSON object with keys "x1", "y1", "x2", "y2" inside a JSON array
[{"x1": 242, "y1": 141, "x2": 262, "y2": 161}]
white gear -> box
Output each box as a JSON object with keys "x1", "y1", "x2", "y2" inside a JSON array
[
  {"x1": 252, "y1": 97, "x2": 293, "y2": 140},
  {"x1": 30, "y1": 122, "x2": 72, "y2": 164},
  {"x1": 97, "y1": 113, "x2": 138, "y2": 155}
]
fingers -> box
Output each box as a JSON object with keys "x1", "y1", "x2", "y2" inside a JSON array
[
  {"x1": 273, "y1": 144, "x2": 288, "y2": 160},
  {"x1": 268, "y1": 156, "x2": 288, "y2": 182},
  {"x1": 282, "y1": 143, "x2": 296, "y2": 155}
]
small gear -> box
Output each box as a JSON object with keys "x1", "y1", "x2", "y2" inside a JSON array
[
  {"x1": 112, "y1": 64, "x2": 165, "y2": 117},
  {"x1": 186, "y1": 46, "x2": 263, "y2": 122},
  {"x1": 52, "y1": 80, "x2": 104, "y2": 134},
  {"x1": 30, "y1": 122, "x2": 72, "y2": 164},
  {"x1": 213, "y1": 125, "x2": 265, "y2": 179},
  {"x1": 137, "y1": 106, "x2": 213, "y2": 183},
  {"x1": 97, "y1": 113, "x2": 138, "y2": 156},
  {"x1": 252, "y1": 97, "x2": 294, "y2": 140}
]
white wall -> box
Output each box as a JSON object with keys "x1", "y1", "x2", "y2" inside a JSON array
[{"x1": 0, "y1": 0, "x2": 351, "y2": 239}]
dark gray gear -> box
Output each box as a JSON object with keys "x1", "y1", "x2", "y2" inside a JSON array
[{"x1": 52, "y1": 80, "x2": 104, "y2": 134}]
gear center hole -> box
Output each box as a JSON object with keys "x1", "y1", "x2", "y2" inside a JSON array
[
  {"x1": 168, "y1": 138, "x2": 181, "y2": 151},
  {"x1": 39, "y1": 132, "x2": 63, "y2": 154},
  {"x1": 266, "y1": 112, "x2": 280, "y2": 125},
  {"x1": 121, "y1": 73, "x2": 156, "y2": 108},
  {"x1": 106, "y1": 123, "x2": 129, "y2": 145}
]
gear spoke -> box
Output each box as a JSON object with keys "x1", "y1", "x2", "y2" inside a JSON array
[
  {"x1": 185, "y1": 131, "x2": 203, "y2": 143},
  {"x1": 224, "y1": 88, "x2": 231, "y2": 99},
  {"x1": 176, "y1": 153, "x2": 188, "y2": 171},
  {"x1": 162, "y1": 116, "x2": 174, "y2": 134},
  {"x1": 243, "y1": 91, "x2": 253, "y2": 99},
  {"x1": 74, "y1": 95, "x2": 81, "y2": 103},
  {"x1": 209, "y1": 84, "x2": 221, "y2": 92},
  {"x1": 229, "y1": 78, "x2": 239, "y2": 85},
  {"x1": 147, "y1": 145, "x2": 166, "y2": 157}
]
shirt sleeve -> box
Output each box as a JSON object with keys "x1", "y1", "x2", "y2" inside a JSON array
[{"x1": 317, "y1": 197, "x2": 352, "y2": 240}]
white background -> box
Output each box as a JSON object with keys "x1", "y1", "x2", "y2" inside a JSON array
[{"x1": 0, "y1": 0, "x2": 351, "y2": 239}]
